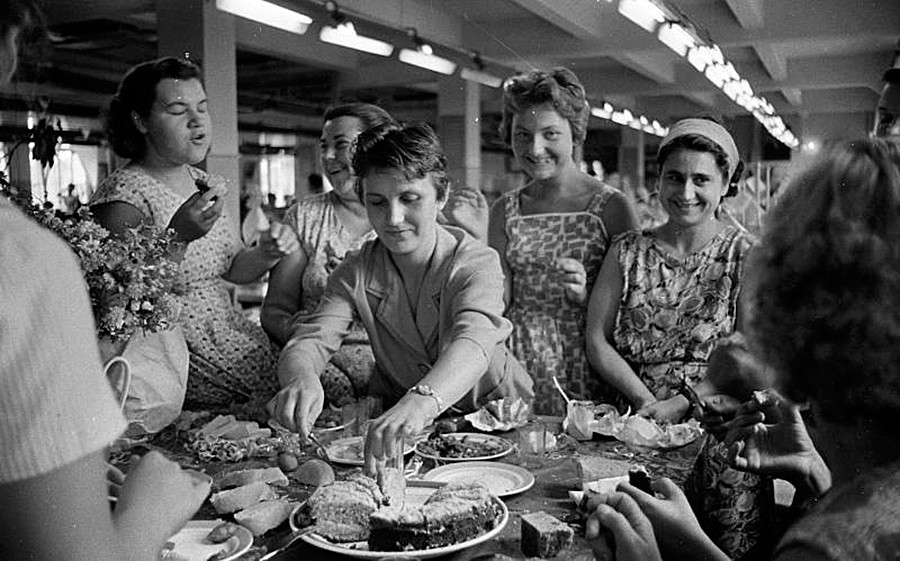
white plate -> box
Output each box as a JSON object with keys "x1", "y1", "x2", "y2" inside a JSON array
[
  {"x1": 414, "y1": 432, "x2": 514, "y2": 462},
  {"x1": 161, "y1": 520, "x2": 253, "y2": 561},
  {"x1": 423, "y1": 461, "x2": 535, "y2": 498},
  {"x1": 322, "y1": 436, "x2": 416, "y2": 467},
  {"x1": 291, "y1": 493, "x2": 508, "y2": 559}
]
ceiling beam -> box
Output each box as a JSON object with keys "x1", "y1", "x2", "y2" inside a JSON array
[
  {"x1": 723, "y1": 0, "x2": 764, "y2": 28},
  {"x1": 754, "y1": 44, "x2": 787, "y2": 81},
  {"x1": 781, "y1": 88, "x2": 803, "y2": 107},
  {"x1": 505, "y1": 0, "x2": 602, "y2": 40},
  {"x1": 613, "y1": 52, "x2": 676, "y2": 84}
]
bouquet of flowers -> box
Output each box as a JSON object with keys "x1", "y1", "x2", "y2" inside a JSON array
[{"x1": 17, "y1": 202, "x2": 180, "y2": 342}]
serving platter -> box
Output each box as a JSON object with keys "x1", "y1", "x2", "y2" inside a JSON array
[
  {"x1": 422, "y1": 461, "x2": 534, "y2": 497},
  {"x1": 414, "y1": 432, "x2": 514, "y2": 462},
  {"x1": 161, "y1": 520, "x2": 252, "y2": 561},
  {"x1": 290, "y1": 493, "x2": 508, "y2": 559}
]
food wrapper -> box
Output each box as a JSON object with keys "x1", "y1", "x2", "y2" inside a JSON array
[
  {"x1": 564, "y1": 402, "x2": 703, "y2": 448},
  {"x1": 463, "y1": 397, "x2": 531, "y2": 432}
]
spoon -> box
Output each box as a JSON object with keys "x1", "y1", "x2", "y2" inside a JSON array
[{"x1": 552, "y1": 376, "x2": 572, "y2": 406}]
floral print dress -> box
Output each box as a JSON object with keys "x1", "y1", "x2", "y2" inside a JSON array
[
  {"x1": 92, "y1": 166, "x2": 279, "y2": 410},
  {"x1": 613, "y1": 225, "x2": 771, "y2": 560},
  {"x1": 502, "y1": 182, "x2": 620, "y2": 415},
  {"x1": 282, "y1": 194, "x2": 377, "y2": 406}
]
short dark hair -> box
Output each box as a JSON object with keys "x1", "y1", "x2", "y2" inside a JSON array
[
  {"x1": 323, "y1": 102, "x2": 395, "y2": 132},
  {"x1": 105, "y1": 57, "x2": 204, "y2": 159},
  {"x1": 656, "y1": 118, "x2": 743, "y2": 197},
  {"x1": 499, "y1": 67, "x2": 590, "y2": 146},
  {"x1": 747, "y1": 138, "x2": 900, "y2": 424},
  {"x1": 883, "y1": 67, "x2": 900, "y2": 85},
  {"x1": 352, "y1": 122, "x2": 450, "y2": 201}
]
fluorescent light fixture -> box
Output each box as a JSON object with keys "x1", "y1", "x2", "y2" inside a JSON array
[
  {"x1": 617, "y1": 0, "x2": 667, "y2": 32},
  {"x1": 611, "y1": 109, "x2": 634, "y2": 125},
  {"x1": 319, "y1": 21, "x2": 393, "y2": 56},
  {"x1": 215, "y1": 0, "x2": 311, "y2": 35},
  {"x1": 657, "y1": 22, "x2": 695, "y2": 57},
  {"x1": 591, "y1": 106, "x2": 613, "y2": 119},
  {"x1": 687, "y1": 44, "x2": 712, "y2": 72},
  {"x1": 704, "y1": 62, "x2": 728, "y2": 88},
  {"x1": 460, "y1": 67, "x2": 503, "y2": 88},
  {"x1": 399, "y1": 45, "x2": 457, "y2": 75}
]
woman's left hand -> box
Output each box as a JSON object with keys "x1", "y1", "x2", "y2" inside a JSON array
[
  {"x1": 638, "y1": 395, "x2": 689, "y2": 423},
  {"x1": 257, "y1": 222, "x2": 299, "y2": 259},
  {"x1": 363, "y1": 393, "x2": 435, "y2": 476},
  {"x1": 556, "y1": 257, "x2": 588, "y2": 304}
]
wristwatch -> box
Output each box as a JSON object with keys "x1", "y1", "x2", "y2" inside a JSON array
[{"x1": 408, "y1": 384, "x2": 444, "y2": 412}]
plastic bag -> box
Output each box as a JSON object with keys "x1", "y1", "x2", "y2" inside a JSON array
[{"x1": 119, "y1": 326, "x2": 189, "y2": 436}]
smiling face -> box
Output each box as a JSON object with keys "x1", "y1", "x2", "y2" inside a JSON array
[
  {"x1": 511, "y1": 103, "x2": 576, "y2": 181},
  {"x1": 321, "y1": 115, "x2": 363, "y2": 196},
  {"x1": 137, "y1": 77, "x2": 210, "y2": 167},
  {"x1": 362, "y1": 170, "x2": 447, "y2": 264},
  {"x1": 658, "y1": 148, "x2": 726, "y2": 228}
]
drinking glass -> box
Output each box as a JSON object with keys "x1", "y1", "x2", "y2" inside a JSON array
[{"x1": 518, "y1": 420, "x2": 547, "y2": 469}]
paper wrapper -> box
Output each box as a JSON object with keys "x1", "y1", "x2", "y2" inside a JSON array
[
  {"x1": 564, "y1": 402, "x2": 703, "y2": 448},
  {"x1": 464, "y1": 397, "x2": 531, "y2": 432}
]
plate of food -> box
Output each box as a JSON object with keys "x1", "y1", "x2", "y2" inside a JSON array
[
  {"x1": 322, "y1": 436, "x2": 417, "y2": 466},
  {"x1": 415, "y1": 432, "x2": 514, "y2": 462},
  {"x1": 159, "y1": 520, "x2": 253, "y2": 561},
  {"x1": 290, "y1": 478, "x2": 508, "y2": 559},
  {"x1": 422, "y1": 461, "x2": 534, "y2": 497}
]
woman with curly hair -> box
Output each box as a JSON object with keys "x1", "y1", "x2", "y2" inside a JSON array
[
  {"x1": 584, "y1": 138, "x2": 900, "y2": 561},
  {"x1": 452, "y1": 68, "x2": 639, "y2": 415},
  {"x1": 586, "y1": 117, "x2": 768, "y2": 559}
]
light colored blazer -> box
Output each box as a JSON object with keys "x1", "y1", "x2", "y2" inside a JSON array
[{"x1": 285, "y1": 225, "x2": 534, "y2": 410}]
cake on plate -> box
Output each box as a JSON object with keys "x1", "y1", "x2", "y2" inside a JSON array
[
  {"x1": 307, "y1": 473, "x2": 387, "y2": 542},
  {"x1": 368, "y1": 482, "x2": 501, "y2": 552}
]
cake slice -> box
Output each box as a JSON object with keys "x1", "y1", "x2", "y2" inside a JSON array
[
  {"x1": 308, "y1": 474, "x2": 386, "y2": 542},
  {"x1": 234, "y1": 499, "x2": 294, "y2": 536},
  {"x1": 521, "y1": 511, "x2": 574, "y2": 558},
  {"x1": 215, "y1": 467, "x2": 288, "y2": 490},
  {"x1": 209, "y1": 481, "x2": 277, "y2": 514}
]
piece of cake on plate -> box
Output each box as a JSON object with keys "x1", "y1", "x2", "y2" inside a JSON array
[{"x1": 307, "y1": 473, "x2": 386, "y2": 542}]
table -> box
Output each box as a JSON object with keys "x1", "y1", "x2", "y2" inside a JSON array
[{"x1": 129, "y1": 418, "x2": 704, "y2": 560}]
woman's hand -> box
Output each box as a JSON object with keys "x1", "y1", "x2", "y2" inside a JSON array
[
  {"x1": 585, "y1": 490, "x2": 662, "y2": 561},
  {"x1": 363, "y1": 393, "x2": 435, "y2": 476},
  {"x1": 257, "y1": 221, "x2": 299, "y2": 259},
  {"x1": 556, "y1": 257, "x2": 588, "y2": 304},
  {"x1": 267, "y1": 374, "x2": 325, "y2": 440},
  {"x1": 700, "y1": 394, "x2": 743, "y2": 441},
  {"x1": 638, "y1": 395, "x2": 689, "y2": 423},
  {"x1": 168, "y1": 191, "x2": 224, "y2": 243},
  {"x1": 112, "y1": 451, "x2": 210, "y2": 549},
  {"x1": 612, "y1": 479, "x2": 728, "y2": 561},
  {"x1": 443, "y1": 188, "x2": 489, "y2": 241},
  {"x1": 723, "y1": 390, "x2": 831, "y2": 494}
]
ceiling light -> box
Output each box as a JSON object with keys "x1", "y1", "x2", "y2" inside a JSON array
[
  {"x1": 460, "y1": 67, "x2": 503, "y2": 88},
  {"x1": 687, "y1": 44, "x2": 711, "y2": 72},
  {"x1": 399, "y1": 29, "x2": 456, "y2": 75},
  {"x1": 657, "y1": 22, "x2": 695, "y2": 57},
  {"x1": 460, "y1": 52, "x2": 503, "y2": 88},
  {"x1": 617, "y1": 0, "x2": 667, "y2": 32},
  {"x1": 215, "y1": 0, "x2": 311, "y2": 35},
  {"x1": 320, "y1": 21, "x2": 394, "y2": 56}
]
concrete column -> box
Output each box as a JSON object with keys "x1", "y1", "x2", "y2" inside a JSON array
[
  {"x1": 617, "y1": 126, "x2": 645, "y2": 194},
  {"x1": 155, "y1": 0, "x2": 241, "y2": 236},
  {"x1": 437, "y1": 76, "x2": 482, "y2": 190}
]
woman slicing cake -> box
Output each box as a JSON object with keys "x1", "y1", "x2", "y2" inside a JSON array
[{"x1": 268, "y1": 122, "x2": 534, "y2": 471}]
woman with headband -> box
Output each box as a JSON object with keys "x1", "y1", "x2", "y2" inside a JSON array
[{"x1": 586, "y1": 118, "x2": 768, "y2": 558}]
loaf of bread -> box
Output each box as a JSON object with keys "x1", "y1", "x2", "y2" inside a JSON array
[
  {"x1": 520, "y1": 511, "x2": 574, "y2": 558},
  {"x1": 234, "y1": 499, "x2": 294, "y2": 536},
  {"x1": 215, "y1": 467, "x2": 288, "y2": 490},
  {"x1": 209, "y1": 481, "x2": 277, "y2": 514}
]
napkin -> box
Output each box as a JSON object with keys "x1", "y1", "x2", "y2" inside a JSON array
[{"x1": 463, "y1": 397, "x2": 531, "y2": 432}]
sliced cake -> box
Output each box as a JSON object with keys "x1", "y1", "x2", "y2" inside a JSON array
[
  {"x1": 368, "y1": 482, "x2": 501, "y2": 552},
  {"x1": 307, "y1": 474, "x2": 386, "y2": 542},
  {"x1": 234, "y1": 499, "x2": 294, "y2": 536}
]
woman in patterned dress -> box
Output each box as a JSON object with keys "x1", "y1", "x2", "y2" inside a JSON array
[
  {"x1": 586, "y1": 118, "x2": 768, "y2": 559},
  {"x1": 91, "y1": 57, "x2": 299, "y2": 411},
  {"x1": 261, "y1": 103, "x2": 395, "y2": 406},
  {"x1": 487, "y1": 68, "x2": 639, "y2": 415}
]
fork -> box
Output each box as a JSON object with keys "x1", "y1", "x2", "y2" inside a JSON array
[
  {"x1": 259, "y1": 525, "x2": 320, "y2": 560},
  {"x1": 307, "y1": 432, "x2": 334, "y2": 466}
]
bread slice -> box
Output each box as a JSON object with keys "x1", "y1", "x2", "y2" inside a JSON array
[
  {"x1": 215, "y1": 467, "x2": 288, "y2": 490},
  {"x1": 234, "y1": 499, "x2": 294, "y2": 536},
  {"x1": 209, "y1": 481, "x2": 277, "y2": 514}
]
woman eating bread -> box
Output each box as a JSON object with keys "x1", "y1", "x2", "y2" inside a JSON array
[{"x1": 269, "y1": 122, "x2": 534, "y2": 470}]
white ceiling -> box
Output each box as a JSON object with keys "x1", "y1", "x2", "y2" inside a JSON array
[{"x1": 5, "y1": 0, "x2": 900, "y2": 144}]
